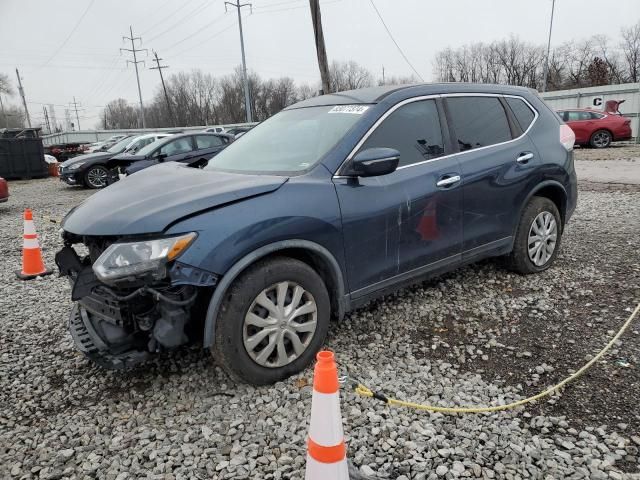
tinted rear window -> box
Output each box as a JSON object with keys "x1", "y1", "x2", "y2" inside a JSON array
[
  {"x1": 446, "y1": 97, "x2": 511, "y2": 152},
  {"x1": 506, "y1": 97, "x2": 536, "y2": 131}
]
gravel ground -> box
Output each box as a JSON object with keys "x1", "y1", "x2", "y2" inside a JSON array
[{"x1": 1, "y1": 148, "x2": 639, "y2": 479}]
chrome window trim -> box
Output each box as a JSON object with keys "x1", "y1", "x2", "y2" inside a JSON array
[{"x1": 333, "y1": 92, "x2": 539, "y2": 178}]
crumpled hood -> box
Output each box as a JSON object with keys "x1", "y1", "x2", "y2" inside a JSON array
[
  {"x1": 62, "y1": 163, "x2": 288, "y2": 236},
  {"x1": 61, "y1": 151, "x2": 113, "y2": 167}
]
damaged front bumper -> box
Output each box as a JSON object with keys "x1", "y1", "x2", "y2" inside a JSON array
[{"x1": 56, "y1": 239, "x2": 218, "y2": 370}]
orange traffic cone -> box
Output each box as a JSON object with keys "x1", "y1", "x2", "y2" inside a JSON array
[
  {"x1": 305, "y1": 351, "x2": 349, "y2": 479},
  {"x1": 16, "y1": 209, "x2": 53, "y2": 280}
]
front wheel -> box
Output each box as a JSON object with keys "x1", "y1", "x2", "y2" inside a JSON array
[
  {"x1": 590, "y1": 130, "x2": 612, "y2": 148},
  {"x1": 506, "y1": 196, "x2": 562, "y2": 274},
  {"x1": 213, "y1": 257, "x2": 331, "y2": 385},
  {"x1": 84, "y1": 165, "x2": 110, "y2": 189}
]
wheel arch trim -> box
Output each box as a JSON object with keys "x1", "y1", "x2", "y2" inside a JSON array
[
  {"x1": 514, "y1": 180, "x2": 568, "y2": 240},
  {"x1": 203, "y1": 239, "x2": 346, "y2": 348}
]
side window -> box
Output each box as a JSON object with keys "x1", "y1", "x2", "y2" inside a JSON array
[
  {"x1": 446, "y1": 96, "x2": 512, "y2": 151},
  {"x1": 506, "y1": 97, "x2": 536, "y2": 131},
  {"x1": 159, "y1": 137, "x2": 193, "y2": 156},
  {"x1": 195, "y1": 135, "x2": 223, "y2": 149},
  {"x1": 590, "y1": 112, "x2": 605, "y2": 119},
  {"x1": 567, "y1": 111, "x2": 592, "y2": 121},
  {"x1": 358, "y1": 100, "x2": 444, "y2": 168},
  {"x1": 556, "y1": 111, "x2": 567, "y2": 121}
]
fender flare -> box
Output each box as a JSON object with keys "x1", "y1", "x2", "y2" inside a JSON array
[
  {"x1": 203, "y1": 239, "x2": 347, "y2": 348},
  {"x1": 513, "y1": 180, "x2": 568, "y2": 242}
]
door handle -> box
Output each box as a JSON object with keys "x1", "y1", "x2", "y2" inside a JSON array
[
  {"x1": 516, "y1": 152, "x2": 534, "y2": 164},
  {"x1": 436, "y1": 175, "x2": 461, "y2": 188}
]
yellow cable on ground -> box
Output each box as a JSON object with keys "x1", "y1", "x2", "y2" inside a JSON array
[{"x1": 354, "y1": 301, "x2": 640, "y2": 414}]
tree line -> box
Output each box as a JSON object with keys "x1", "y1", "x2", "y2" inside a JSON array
[
  {"x1": 101, "y1": 60, "x2": 417, "y2": 129},
  {"x1": 433, "y1": 21, "x2": 640, "y2": 90}
]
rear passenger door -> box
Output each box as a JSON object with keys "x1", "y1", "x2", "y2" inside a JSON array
[
  {"x1": 565, "y1": 111, "x2": 593, "y2": 144},
  {"x1": 444, "y1": 95, "x2": 539, "y2": 259}
]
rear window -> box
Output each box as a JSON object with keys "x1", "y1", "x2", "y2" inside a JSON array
[
  {"x1": 446, "y1": 96, "x2": 512, "y2": 152},
  {"x1": 506, "y1": 97, "x2": 536, "y2": 131}
]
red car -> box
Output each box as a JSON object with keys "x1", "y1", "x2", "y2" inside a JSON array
[
  {"x1": 0, "y1": 177, "x2": 8, "y2": 203},
  {"x1": 556, "y1": 108, "x2": 632, "y2": 148}
]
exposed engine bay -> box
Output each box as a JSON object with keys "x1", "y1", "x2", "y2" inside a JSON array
[{"x1": 56, "y1": 232, "x2": 217, "y2": 369}]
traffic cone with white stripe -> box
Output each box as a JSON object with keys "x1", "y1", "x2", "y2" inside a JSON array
[
  {"x1": 305, "y1": 350, "x2": 349, "y2": 480},
  {"x1": 16, "y1": 209, "x2": 52, "y2": 280}
]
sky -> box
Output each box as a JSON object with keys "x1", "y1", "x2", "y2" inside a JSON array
[{"x1": 0, "y1": 0, "x2": 638, "y2": 129}]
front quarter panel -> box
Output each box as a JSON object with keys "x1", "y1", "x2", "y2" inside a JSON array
[{"x1": 165, "y1": 170, "x2": 345, "y2": 281}]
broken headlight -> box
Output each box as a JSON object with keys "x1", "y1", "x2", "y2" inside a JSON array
[{"x1": 92, "y1": 233, "x2": 196, "y2": 283}]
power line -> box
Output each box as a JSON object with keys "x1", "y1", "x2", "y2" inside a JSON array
[
  {"x1": 367, "y1": 0, "x2": 424, "y2": 82},
  {"x1": 169, "y1": 21, "x2": 237, "y2": 58},
  {"x1": 162, "y1": 12, "x2": 228, "y2": 53},
  {"x1": 145, "y1": 1, "x2": 211, "y2": 43},
  {"x1": 40, "y1": 0, "x2": 96, "y2": 68},
  {"x1": 140, "y1": 0, "x2": 196, "y2": 36}
]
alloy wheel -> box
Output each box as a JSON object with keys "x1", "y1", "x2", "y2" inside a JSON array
[
  {"x1": 592, "y1": 131, "x2": 611, "y2": 148},
  {"x1": 243, "y1": 281, "x2": 318, "y2": 368},
  {"x1": 86, "y1": 167, "x2": 109, "y2": 188},
  {"x1": 528, "y1": 211, "x2": 557, "y2": 267}
]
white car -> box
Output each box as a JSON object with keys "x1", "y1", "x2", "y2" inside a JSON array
[
  {"x1": 122, "y1": 133, "x2": 173, "y2": 155},
  {"x1": 204, "y1": 126, "x2": 226, "y2": 134},
  {"x1": 86, "y1": 134, "x2": 129, "y2": 153}
]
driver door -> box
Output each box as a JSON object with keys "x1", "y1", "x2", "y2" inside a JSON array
[{"x1": 333, "y1": 98, "x2": 463, "y2": 298}]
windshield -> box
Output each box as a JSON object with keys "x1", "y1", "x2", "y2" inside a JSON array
[
  {"x1": 106, "y1": 136, "x2": 133, "y2": 153},
  {"x1": 204, "y1": 105, "x2": 368, "y2": 173}
]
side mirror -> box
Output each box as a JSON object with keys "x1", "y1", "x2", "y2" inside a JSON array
[
  {"x1": 349, "y1": 148, "x2": 400, "y2": 177},
  {"x1": 155, "y1": 152, "x2": 168, "y2": 162}
]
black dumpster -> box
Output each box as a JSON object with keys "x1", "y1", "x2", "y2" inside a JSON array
[{"x1": 0, "y1": 128, "x2": 48, "y2": 179}]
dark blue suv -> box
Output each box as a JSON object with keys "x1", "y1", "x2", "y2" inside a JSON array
[{"x1": 56, "y1": 84, "x2": 577, "y2": 384}]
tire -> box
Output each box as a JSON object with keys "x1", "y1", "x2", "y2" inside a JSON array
[
  {"x1": 506, "y1": 196, "x2": 562, "y2": 274},
  {"x1": 83, "y1": 165, "x2": 110, "y2": 189},
  {"x1": 590, "y1": 129, "x2": 612, "y2": 149},
  {"x1": 213, "y1": 257, "x2": 331, "y2": 385}
]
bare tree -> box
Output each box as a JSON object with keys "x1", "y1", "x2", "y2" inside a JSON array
[
  {"x1": 620, "y1": 21, "x2": 640, "y2": 82},
  {"x1": 102, "y1": 98, "x2": 139, "y2": 129},
  {"x1": 329, "y1": 61, "x2": 373, "y2": 92}
]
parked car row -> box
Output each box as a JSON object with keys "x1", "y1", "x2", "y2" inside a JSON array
[{"x1": 58, "y1": 131, "x2": 233, "y2": 188}]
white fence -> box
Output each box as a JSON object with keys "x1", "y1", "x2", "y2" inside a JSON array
[
  {"x1": 41, "y1": 122, "x2": 257, "y2": 146},
  {"x1": 541, "y1": 83, "x2": 640, "y2": 138}
]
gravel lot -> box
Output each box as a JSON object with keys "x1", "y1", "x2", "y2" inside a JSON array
[{"x1": 1, "y1": 146, "x2": 639, "y2": 479}]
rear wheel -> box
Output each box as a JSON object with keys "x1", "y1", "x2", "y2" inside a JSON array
[
  {"x1": 84, "y1": 165, "x2": 110, "y2": 189},
  {"x1": 506, "y1": 196, "x2": 562, "y2": 274},
  {"x1": 590, "y1": 130, "x2": 612, "y2": 148},
  {"x1": 213, "y1": 257, "x2": 331, "y2": 385}
]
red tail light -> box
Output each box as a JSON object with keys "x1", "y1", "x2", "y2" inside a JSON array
[{"x1": 560, "y1": 124, "x2": 575, "y2": 151}]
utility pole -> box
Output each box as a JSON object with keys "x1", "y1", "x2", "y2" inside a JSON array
[
  {"x1": 121, "y1": 26, "x2": 147, "y2": 128},
  {"x1": 382, "y1": 65, "x2": 385, "y2": 85},
  {"x1": 309, "y1": 0, "x2": 331, "y2": 95},
  {"x1": 150, "y1": 51, "x2": 175, "y2": 127},
  {"x1": 225, "y1": 0, "x2": 253, "y2": 123},
  {"x1": 0, "y1": 94, "x2": 7, "y2": 128},
  {"x1": 15, "y1": 68, "x2": 32, "y2": 128},
  {"x1": 43, "y1": 106, "x2": 51, "y2": 134},
  {"x1": 541, "y1": 0, "x2": 556, "y2": 93},
  {"x1": 70, "y1": 96, "x2": 82, "y2": 131}
]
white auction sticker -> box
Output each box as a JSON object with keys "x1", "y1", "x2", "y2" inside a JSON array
[{"x1": 328, "y1": 105, "x2": 370, "y2": 114}]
